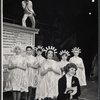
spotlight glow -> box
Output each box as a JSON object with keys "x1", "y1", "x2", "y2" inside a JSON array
[
  {"x1": 92, "y1": 0, "x2": 95, "y2": 2},
  {"x1": 89, "y1": 12, "x2": 91, "y2": 15}
]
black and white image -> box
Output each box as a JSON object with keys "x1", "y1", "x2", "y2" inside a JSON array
[{"x1": 3, "y1": 0, "x2": 98, "y2": 100}]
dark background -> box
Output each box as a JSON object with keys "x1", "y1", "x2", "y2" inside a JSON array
[{"x1": 3, "y1": 0, "x2": 98, "y2": 78}]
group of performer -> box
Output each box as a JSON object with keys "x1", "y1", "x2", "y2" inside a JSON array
[{"x1": 4, "y1": 42, "x2": 87, "y2": 100}]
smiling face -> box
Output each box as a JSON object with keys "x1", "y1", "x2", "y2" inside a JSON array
[
  {"x1": 14, "y1": 46, "x2": 21, "y2": 55},
  {"x1": 61, "y1": 53, "x2": 68, "y2": 61},
  {"x1": 26, "y1": 47, "x2": 33, "y2": 56},
  {"x1": 67, "y1": 67, "x2": 76, "y2": 76},
  {"x1": 47, "y1": 50, "x2": 54, "y2": 59}
]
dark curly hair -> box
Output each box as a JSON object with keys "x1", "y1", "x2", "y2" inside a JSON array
[{"x1": 64, "y1": 63, "x2": 77, "y2": 74}]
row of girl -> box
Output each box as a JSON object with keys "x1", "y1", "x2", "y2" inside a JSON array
[{"x1": 4, "y1": 42, "x2": 87, "y2": 100}]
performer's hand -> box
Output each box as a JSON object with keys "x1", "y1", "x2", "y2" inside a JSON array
[
  {"x1": 27, "y1": 63, "x2": 31, "y2": 67},
  {"x1": 64, "y1": 88, "x2": 72, "y2": 94},
  {"x1": 34, "y1": 62, "x2": 38, "y2": 66},
  {"x1": 48, "y1": 67, "x2": 52, "y2": 72},
  {"x1": 70, "y1": 87, "x2": 77, "y2": 95},
  {"x1": 14, "y1": 64, "x2": 18, "y2": 68},
  {"x1": 38, "y1": 65, "x2": 41, "y2": 68}
]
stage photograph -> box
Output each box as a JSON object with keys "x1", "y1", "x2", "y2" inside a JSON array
[{"x1": 3, "y1": 0, "x2": 98, "y2": 100}]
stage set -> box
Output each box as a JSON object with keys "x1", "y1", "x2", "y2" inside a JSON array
[{"x1": 3, "y1": 0, "x2": 98, "y2": 100}]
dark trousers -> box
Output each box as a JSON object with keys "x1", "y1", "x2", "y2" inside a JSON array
[
  {"x1": 21, "y1": 87, "x2": 36, "y2": 100},
  {"x1": 28, "y1": 87, "x2": 36, "y2": 100}
]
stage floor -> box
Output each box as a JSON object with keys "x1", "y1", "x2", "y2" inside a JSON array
[{"x1": 3, "y1": 77, "x2": 98, "y2": 100}]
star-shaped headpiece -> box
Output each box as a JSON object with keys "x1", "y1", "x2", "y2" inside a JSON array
[
  {"x1": 44, "y1": 46, "x2": 57, "y2": 54},
  {"x1": 10, "y1": 42, "x2": 25, "y2": 52},
  {"x1": 71, "y1": 47, "x2": 81, "y2": 53},
  {"x1": 35, "y1": 45, "x2": 44, "y2": 52},
  {"x1": 59, "y1": 50, "x2": 70, "y2": 56}
]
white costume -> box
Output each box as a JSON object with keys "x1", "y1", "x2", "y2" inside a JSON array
[
  {"x1": 4, "y1": 55, "x2": 28, "y2": 92},
  {"x1": 35, "y1": 55, "x2": 46, "y2": 100},
  {"x1": 58, "y1": 60, "x2": 70, "y2": 76},
  {"x1": 36, "y1": 55, "x2": 45, "y2": 75},
  {"x1": 22, "y1": 0, "x2": 35, "y2": 28},
  {"x1": 59, "y1": 50, "x2": 70, "y2": 76},
  {"x1": 69, "y1": 56, "x2": 87, "y2": 86},
  {"x1": 37, "y1": 59, "x2": 60, "y2": 99},
  {"x1": 25, "y1": 55, "x2": 38, "y2": 87}
]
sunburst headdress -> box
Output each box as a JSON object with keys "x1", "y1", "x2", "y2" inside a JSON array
[
  {"x1": 59, "y1": 50, "x2": 70, "y2": 56},
  {"x1": 11, "y1": 42, "x2": 25, "y2": 52},
  {"x1": 71, "y1": 47, "x2": 81, "y2": 53},
  {"x1": 35, "y1": 45, "x2": 45, "y2": 52},
  {"x1": 44, "y1": 46, "x2": 57, "y2": 54}
]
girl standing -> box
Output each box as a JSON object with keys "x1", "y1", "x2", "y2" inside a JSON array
[
  {"x1": 35, "y1": 45, "x2": 46, "y2": 100},
  {"x1": 69, "y1": 47, "x2": 87, "y2": 86},
  {"x1": 59, "y1": 50, "x2": 70, "y2": 76},
  {"x1": 25, "y1": 45, "x2": 39, "y2": 100},
  {"x1": 38, "y1": 46, "x2": 61, "y2": 100},
  {"x1": 35, "y1": 45, "x2": 45, "y2": 75},
  {"x1": 4, "y1": 42, "x2": 28, "y2": 100}
]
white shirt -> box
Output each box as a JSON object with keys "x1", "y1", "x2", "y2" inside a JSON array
[
  {"x1": 22, "y1": 0, "x2": 34, "y2": 14},
  {"x1": 66, "y1": 74, "x2": 72, "y2": 88}
]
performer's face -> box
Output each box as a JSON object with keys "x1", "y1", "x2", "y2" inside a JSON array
[
  {"x1": 26, "y1": 48, "x2": 33, "y2": 55},
  {"x1": 68, "y1": 67, "x2": 76, "y2": 76},
  {"x1": 61, "y1": 54, "x2": 68, "y2": 61},
  {"x1": 73, "y1": 52, "x2": 79, "y2": 56},
  {"x1": 47, "y1": 50, "x2": 53, "y2": 59},
  {"x1": 36, "y1": 50, "x2": 42, "y2": 56},
  {"x1": 15, "y1": 46, "x2": 21, "y2": 55}
]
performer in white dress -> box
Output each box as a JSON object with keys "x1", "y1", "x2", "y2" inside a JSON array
[
  {"x1": 25, "y1": 45, "x2": 39, "y2": 100},
  {"x1": 35, "y1": 45, "x2": 46, "y2": 100},
  {"x1": 35, "y1": 45, "x2": 46, "y2": 75},
  {"x1": 22, "y1": 0, "x2": 36, "y2": 28},
  {"x1": 4, "y1": 42, "x2": 28, "y2": 100},
  {"x1": 37, "y1": 46, "x2": 61, "y2": 100},
  {"x1": 69, "y1": 47, "x2": 87, "y2": 86},
  {"x1": 58, "y1": 50, "x2": 70, "y2": 76}
]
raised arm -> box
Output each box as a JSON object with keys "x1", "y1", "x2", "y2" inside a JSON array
[{"x1": 22, "y1": 1, "x2": 26, "y2": 9}]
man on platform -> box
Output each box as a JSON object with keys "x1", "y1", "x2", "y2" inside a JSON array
[{"x1": 22, "y1": 0, "x2": 36, "y2": 28}]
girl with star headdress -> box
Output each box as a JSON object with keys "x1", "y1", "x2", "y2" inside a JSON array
[
  {"x1": 25, "y1": 44, "x2": 39, "y2": 100},
  {"x1": 4, "y1": 42, "x2": 28, "y2": 100},
  {"x1": 36, "y1": 46, "x2": 61, "y2": 100},
  {"x1": 69, "y1": 47, "x2": 87, "y2": 86},
  {"x1": 35, "y1": 45, "x2": 46, "y2": 74},
  {"x1": 35, "y1": 45, "x2": 46, "y2": 100},
  {"x1": 58, "y1": 50, "x2": 70, "y2": 76}
]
